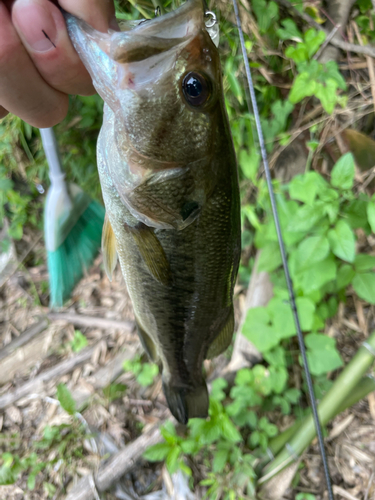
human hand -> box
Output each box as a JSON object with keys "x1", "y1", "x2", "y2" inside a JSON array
[{"x1": 0, "y1": 0, "x2": 116, "y2": 127}]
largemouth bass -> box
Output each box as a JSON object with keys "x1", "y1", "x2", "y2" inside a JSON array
[{"x1": 66, "y1": 0, "x2": 241, "y2": 424}]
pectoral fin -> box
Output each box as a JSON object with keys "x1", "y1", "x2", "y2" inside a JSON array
[
  {"x1": 102, "y1": 213, "x2": 118, "y2": 281},
  {"x1": 125, "y1": 222, "x2": 172, "y2": 286},
  {"x1": 206, "y1": 307, "x2": 235, "y2": 359}
]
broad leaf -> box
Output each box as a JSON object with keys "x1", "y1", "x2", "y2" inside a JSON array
[
  {"x1": 295, "y1": 257, "x2": 336, "y2": 294},
  {"x1": 331, "y1": 153, "x2": 355, "y2": 189},
  {"x1": 352, "y1": 273, "x2": 375, "y2": 304},
  {"x1": 368, "y1": 199, "x2": 375, "y2": 233},
  {"x1": 305, "y1": 333, "x2": 343, "y2": 376},
  {"x1": 56, "y1": 384, "x2": 76, "y2": 416},
  {"x1": 328, "y1": 219, "x2": 356, "y2": 263},
  {"x1": 294, "y1": 235, "x2": 330, "y2": 271}
]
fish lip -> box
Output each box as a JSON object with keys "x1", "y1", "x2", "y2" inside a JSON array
[
  {"x1": 128, "y1": 0, "x2": 204, "y2": 38},
  {"x1": 110, "y1": 0, "x2": 205, "y2": 63}
]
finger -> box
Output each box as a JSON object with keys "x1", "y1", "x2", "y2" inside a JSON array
[
  {"x1": 0, "y1": 2, "x2": 68, "y2": 127},
  {"x1": 12, "y1": 0, "x2": 95, "y2": 96},
  {"x1": 0, "y1": 106, "x2": 9, "y2": 120},
  {"x1": 59, "y1": 0, "x2": 117, "y2": 32}
]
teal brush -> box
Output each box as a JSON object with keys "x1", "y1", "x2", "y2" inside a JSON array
[{"x1": 41, "y1": 127, "x2": 105, "y2": 308}]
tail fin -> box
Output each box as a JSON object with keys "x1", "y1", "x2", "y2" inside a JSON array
[{"x1": 162, "y1": 380, "x2": 209, "y2": 424}]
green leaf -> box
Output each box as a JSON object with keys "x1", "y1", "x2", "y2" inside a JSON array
[
  {"x1": 268, "y1": 298, "x2": 294, "y2": 338},
  {"x1": 368, "y1": 198, "x2": 375, "y2": 233},
  {"x1": 305, "y1": 333, "x2": 343, "y2": 376},
  {"x1": 70, "y1": 330, "x2": 88, "y2": 352},
  {"x1": 289, "y1": 72, "x2": 316, "y2": 102},
  {"x1": 295, "y1": 257, "x2": 337, "y2": 294},
  {"x1": 304, "y1": 28, "x2": 326, "y2": 57},
  {"x1": 220, "y1": 415, "x2": 242, "y2": 443},
  {"x1": 296, "y1": 494, "x2": 317, "y2": 500},
  {"x1": 344, "y1": 198, "x2": 370, "y2": 229},
  {"x1": 297, "y1": 297, "x2": 316, "y2": 331},
  {"x1": 354, "y1": 254, "x2": 375, "y2": 272},
  {"x1": 166, "y1": 446, "x2": 181, "y2": 474},
  {"x1": 242, "y1": 308, "x2": 280, "y2": 352},
  {"x1": 277, "y1": 18, "x2": 303, "y2": 41},
  {"x1": 331, "y1": 153, "x2": 355, "y2": 189},
  {"x1": 324, "y1": 61, "x2": 347, "y2": 90},
  {"x1": 352, "y1": 273, "x2": 375, "y2": 304},
  {"x1": 211, "y1": 378, "x2": 228, "y2": 402},
  {"x1": 257, "y1": 243, "x2": 282, "y2": 272},
  {"x1": 294, "y1": 235, "x2": 330, "y2": 272},
  {"x1": 102, "y1": 383, "x2": 127, "y2": 402},
  {"x1": 56, "y1": 383, "x2": 76, "y2": 416},
  {"x1": 289, "y1": 172, "x2": 324, "y2": 205},
  {"x1": 269, "y1": 366, "x2": 288, "y2": 394},
  {"x1": 180, "y1": 439, "x2": 198, "y2": 454},
  {"x1": 263, "y1": 346, "x2": 286, "y2": 366},
  {"x1": 240, "y1": 149, "x2": 260, "y2": 181},
  {"x1": 336, "y1": 264, "x2": 355, "y2": 290},
  {"x1": 315, "y1": 79, "x2": 338, "y2": 114},
  {"x1": 213, "y1": 448, "x2": 229, "y2": 473},
  {"x1": 287, "y1": 203, "x2": 325, "y2": 233},
  {"x1": 0, "y1": 178, "x2": 14, "y2": 191},
  {"x1": 328, "y1": 219, "x2": 356, "y2": 263},
  {"x1": 143, "y1": 442, "x2": 171, "y2": 462},
  {"x1": 137, "y1": 363, "x2": 158, "y2": 387}
]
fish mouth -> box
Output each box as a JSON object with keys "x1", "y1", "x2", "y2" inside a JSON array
[
  {"x1": 65, "y1": 0, "x2": 208, "y2": 99},
  {"x1": 111, "y1": 0, "x2": 205, "y2": 64}
]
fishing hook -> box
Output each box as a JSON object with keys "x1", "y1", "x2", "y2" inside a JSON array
[
  {"x1": 154, "y1": 6, "x2": 161, "y2": 17},
  {"x1": 230, "y1": 0, "x2": 335, "y2": 498},
  {"x1": 204, "y1": 10, "x2": 217, "y2": 28}
]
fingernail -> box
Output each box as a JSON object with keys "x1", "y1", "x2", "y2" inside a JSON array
[{"x1": 13, "y1": 0, "x2": 57, "y2": 52}]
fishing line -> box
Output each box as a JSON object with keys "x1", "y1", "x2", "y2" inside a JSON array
[{"x1": 230, "y1": 0, "x2": 334, "y2": 497}]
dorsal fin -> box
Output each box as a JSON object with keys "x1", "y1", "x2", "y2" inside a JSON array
[{"x1": 102, "y1": 213, "x2": 118, "y2": 281}]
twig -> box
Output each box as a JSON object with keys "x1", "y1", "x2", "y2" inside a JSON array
[
  {"x1": 48, "y1": 312, "x2": 134, "y2": 332},
  {"x1": 0, "y1": 344, "x2": 98, "y2": 410},
  {"x1": 352, "y1": 21, "x2": 375, "y2": 115},
  {"x1": 274, "y1": 0, "x2": 375, "y2": 58},
  {"x1": 222, "y1": 251, "x2": 271, "y2": 382},
  {"x1": 313, "y1": 24, "x2": 341, "y2": 60},
  {"x1": 65, "y1": 425, "x2": 164, "y2": 500},
  {"x1": 0, "y1": 318, "x2": 49, "y2": 362},
  {"x1": 333, "y1": 486, "x2": 360, "y2": 500}
]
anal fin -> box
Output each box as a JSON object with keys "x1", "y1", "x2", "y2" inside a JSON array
[
  {"x1": 102, "y1": 213, "x2": 118, "y2": 281},
  {"x1": 206, "y1": 307, "x2": 235, "y2": 359},
  {"x1": 125, "y1": 222, "x2": 172, "y2": 286}
]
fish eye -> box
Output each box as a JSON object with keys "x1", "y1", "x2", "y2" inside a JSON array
[{"x1": 182, "y1": 72, "x2": 212, "y2": 107}]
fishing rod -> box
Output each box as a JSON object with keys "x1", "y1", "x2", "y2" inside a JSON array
[{"x1": 229, "y1": 0, "x2": 335, "y2": 498}]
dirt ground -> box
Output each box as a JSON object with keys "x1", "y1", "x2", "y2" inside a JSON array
[{"x1": 0, "y1": 227, "x2": 374, "y2": 500}]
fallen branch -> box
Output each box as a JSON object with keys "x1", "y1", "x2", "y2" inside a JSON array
[
  {"x1": 72, "y1": 345, "x2": 139, "y2": 409},
  {"x1": 0, "y1": 317, "x2": 48, "y2": 362},
  {"x1": 273, "y1": 0, "x2": 375, "y2": 59},
  {"x1": 65, "y1": 425, "x2": 164, "y2": 500},
  {"x1": 0, "y1": 317, "x2": 56, "y2": 386},
  {"x1": 47, "y1": 312, "x2": 134, "y2": 332},
  {"x1": 0, "y1": 344, "x2": 98, "y2": 410},
  {"x1": 222, "y1": 251, "x2": 272, "y2": 382}
]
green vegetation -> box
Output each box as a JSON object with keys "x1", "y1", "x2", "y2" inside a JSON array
[
  {"x1": 123, "y1": 354, "x2": 159, "y2": 387},
  {"x1": 1, "y1": 0, "x2": 375, "y2": 497},
  {"x1": 0, "y1": 384, "x2": 88, "y2": 497}
]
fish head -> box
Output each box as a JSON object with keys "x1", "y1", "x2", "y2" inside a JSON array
[{"x1": 66, "y1": 0, "x2": 222, "y2": 166}]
